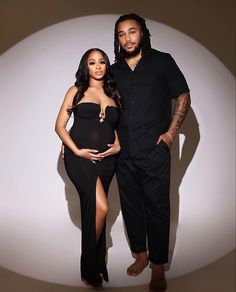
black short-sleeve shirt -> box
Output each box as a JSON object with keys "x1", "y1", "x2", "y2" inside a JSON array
[{"x1": 111, "y1": 49, "x2": 190, "y2": 158}]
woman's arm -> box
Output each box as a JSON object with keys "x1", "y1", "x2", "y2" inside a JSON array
[
  {"x1": 114, "y1": 130, "x2": 121, "y2": 152},
  {"x1": 99, "y1": 130, "x2": 121, "y2": 157},
  {"x1": 55, "y1": 86, "x2": 81, "y2": 155}
]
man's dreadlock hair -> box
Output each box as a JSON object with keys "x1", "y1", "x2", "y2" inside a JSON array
[{"x1": 114, "y1": 13, "x2": 151, "y2": 62}]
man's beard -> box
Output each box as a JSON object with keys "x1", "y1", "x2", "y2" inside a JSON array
[{"x1": 120, "y1": 42, "x2": 142, "y2": 59}]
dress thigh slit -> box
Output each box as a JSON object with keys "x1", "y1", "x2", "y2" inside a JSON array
[{"x1": 64, "y1": 154, "x2": 109, "y2": 284}]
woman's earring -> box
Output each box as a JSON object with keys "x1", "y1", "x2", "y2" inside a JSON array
[{"x1": 118, "y1": 44, "x2": 121, "y2": 53}]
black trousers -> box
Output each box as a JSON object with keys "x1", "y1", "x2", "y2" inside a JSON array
[{"x1": 116, "y1": 141, "x2": 170, "y2": 265}]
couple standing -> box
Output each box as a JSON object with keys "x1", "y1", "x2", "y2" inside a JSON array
[{"x1": 55, "y1": 13, "x2": 190, "y2": 292}]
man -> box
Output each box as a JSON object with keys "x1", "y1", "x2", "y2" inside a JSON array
[{"x1": 111, "y1": 13, "x2": 191, "y2": 292}]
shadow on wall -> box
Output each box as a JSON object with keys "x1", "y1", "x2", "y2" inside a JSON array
[
  {"x1": 168, "y1": 106, "x2": 200, "y2": 268},
  {"x1": 56, "y1": 106, "x2": 200, "y2": 268}
]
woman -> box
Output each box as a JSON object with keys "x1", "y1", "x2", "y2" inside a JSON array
[{"x1": 55, "y1": 48, "x2": 121, "y2": 287}]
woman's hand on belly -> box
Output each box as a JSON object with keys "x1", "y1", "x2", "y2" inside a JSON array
[
  {"x1": 75, "y1": 148, "x2": 105, "y2": 163},
  {"x1": 99, "y1": 143, "x2": 121, "y2": 158}
]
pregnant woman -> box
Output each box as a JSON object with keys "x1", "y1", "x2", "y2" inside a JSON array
[{"x1": 55, "y1": 48, "x2": 121, "y2": 287}]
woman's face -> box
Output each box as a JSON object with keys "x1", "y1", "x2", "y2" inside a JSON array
[{"x1": 87, "y1": 50, "x2": 106, "y2": 80}]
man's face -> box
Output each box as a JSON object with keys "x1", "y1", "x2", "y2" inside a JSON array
[{"x1": 117, "y1": 19, "x2": 143, "y2": 57}]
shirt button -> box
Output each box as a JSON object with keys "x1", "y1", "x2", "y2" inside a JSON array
[
  {"x1": 131, "y1": 100, "x2": 135, "y2": 104},
  {"x1": 129, "y1": 115, "x2": 133, "y2": 119}
]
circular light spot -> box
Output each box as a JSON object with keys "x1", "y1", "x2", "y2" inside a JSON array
[{"x1": 0, "y1": 15, "x2": 234, "y2": 287}]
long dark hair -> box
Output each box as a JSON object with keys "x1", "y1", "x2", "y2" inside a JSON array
[
  {"x1": 114, "y1": 13, "x2": 151, "y2": 62},
  {"x1": 71, "y1": 48, "x2": 122, "y2": 111}
]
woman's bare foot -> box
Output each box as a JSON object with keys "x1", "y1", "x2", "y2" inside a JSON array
[
  {"x1": 149, "y1": 264, "x2": 167, "y2": 292},
  {"x1": 127, "y1": 251, "x2": 148, "y2": 276}
]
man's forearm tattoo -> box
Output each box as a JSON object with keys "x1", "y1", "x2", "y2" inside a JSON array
[{"x1": 168, "y1": 92, "x2": 191, "y2": 138}]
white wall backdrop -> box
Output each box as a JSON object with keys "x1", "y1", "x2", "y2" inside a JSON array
[{"x1": 0, "y1": 15, "x2": 235, "y2": 287}]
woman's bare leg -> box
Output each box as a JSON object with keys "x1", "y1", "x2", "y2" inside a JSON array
[{"x1": 95, "y1": 177, "x2": 108, "y2": 241}]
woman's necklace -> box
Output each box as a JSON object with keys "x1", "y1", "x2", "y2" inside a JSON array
[{"x1": 99, "y1": 109, "x2": 105, "y2": 123}]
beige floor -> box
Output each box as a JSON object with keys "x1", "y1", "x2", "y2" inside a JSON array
[{"x1": 0, "y1": 250, "x2": 235, "y2": 292}]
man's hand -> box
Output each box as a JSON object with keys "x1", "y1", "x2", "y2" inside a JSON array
[{"x1": 156, "y1": 132, "x2": 173, "y2": 149}]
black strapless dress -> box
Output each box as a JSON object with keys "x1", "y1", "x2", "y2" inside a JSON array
[{"x1": 64, "y1": 102, "x2": 119, "y2": 286}]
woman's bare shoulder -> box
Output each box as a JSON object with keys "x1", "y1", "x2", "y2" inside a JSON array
[
  {"x1": 66, "y1": 85, "x2": 78, "y2": 96},
  {"x1": 63, "y1": 85, "x2": 78, "y2": 102}
]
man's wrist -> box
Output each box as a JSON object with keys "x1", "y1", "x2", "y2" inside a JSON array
[{"x1": 166, "y1": 132, "x2": 174, "y2": 143}]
